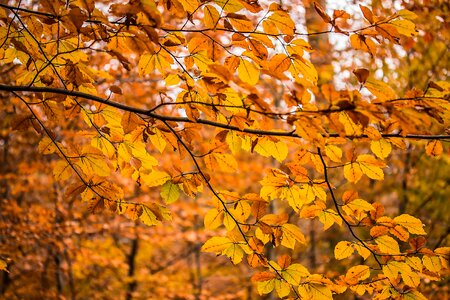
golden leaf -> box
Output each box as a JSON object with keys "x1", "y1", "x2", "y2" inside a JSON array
[
  {"x1": 425, "y1": 140, "x2": 443, "y2": 157},
  {"x1": 335, "y1": 241, "x2": 354, "y2": 260},
  {"x1": 394, "y1": 214, "x2": 427, "y2": 235},
  {"x1": 238, "y1": 58, "x2": 260, "y2": 85},
  {"x1": 344, "y1": 265, "x2": 370, "y2": 285},
  {"x1": 375, "y1": 235, "x2": 400, "y2": 254},
  {"x1": 370, "y1": 139, "x2": 392, "y2": 159}
]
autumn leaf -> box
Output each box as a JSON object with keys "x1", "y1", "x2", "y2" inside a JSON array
[
  {"x1": 376, "y1": 235, "x2": 400, "y2": 254},
  {"x1": 364, "y1": 78, "x2": 397, "y2": 101},
  {"x1": 141, "y1": 170, "x2": 171, "y2": 187},
  {"x1": 335, "y1": 241, "x2": 355, "y2": 260},
  {"x1": 344, "y1": 265, "x2": 370, "y2": 285},
  {"x1": 394, "y1": 214, "x2": 426, "y2": 235},
  {"x1": 0, "y1": 259, "x2": 8, "y2": 272},
  {"x1": 201, "y1": 236, "x2": 234, "y2": 253},
  {"x1": 238, "y1": 58, "x2": 260, "y2": 85},
  {"x1": 1, "y1": 1, "x2": 449, "y2": 299},
  {"x1": 425, "y1": 140, "x2": 443, "y2": 157},
  {"x1": 370, "y1": 139, "x2": 392, "y2": 159},
  {"x1": 160, "y1": 181, "x2": 180, "y2": 204}
]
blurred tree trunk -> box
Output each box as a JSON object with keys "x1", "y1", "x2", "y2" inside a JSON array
[
  {"x1": 126, "y1": 231, "x2": 139, "y2": 300},
  {"x1": 303, "y1": 0, "x2": 333, "y2": 87},
  {"x1": 303, "y1": 0, "x2": 334, "y2": 269}
]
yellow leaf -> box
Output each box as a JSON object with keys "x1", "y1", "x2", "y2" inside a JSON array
[
  {"x1": 257, "y1": 279, "x2": 275, "y2": 295},
  {"x1": 222, "y1": 243, "x2": 244, "y2": 264},
  {"x1": 129, "y1": 141, "x2": 158, "y2": 170},
  {"x1": 403, "y1": 290, "x2": 428, "y2": 300},
  {"x1": 204, "y1": 208, "x2": 224, "y2": 229},
  {"x1": 214, "y1": 0, "x2": 243, "y2": 13},
  {"x1": 165, "y1": 73, "x2": 180, "y2": 86},
  {"x1": 227, "y1": 13, "x2": 254, "y2": 31},
  {"x1": 344, "y1": 199, "x2": 375, "y2": 212},
  {"x1": 365, "y1": 78, "x2": 397, "y2": 101},
  {"x1": 201, "y1": 236, "x2": 233, "y2": 253},
  {"x1": 375, "y1": 235, "x2": 400, "y2": 254},
  {"x1": 335, "y1": 241, "x2": 355, "y2": 260},
  {"x1": 91, "y1": 137, "x2": 116, "y2": 158},
  {"x1": 298, "y1": 283, "x2": 332, "y2": 300},
  {"x1": 226, "y1": 131, "x2": 242, "y2": 155},
  {"x1": 383, "y1": 261, "x2": 420, "y2": 287},
  {"x1": 275, "y1": 279, "x2": 291, "y2": 298},
  {"x1": 267, "y1": 11, "x2": 295, "y2": 36},
  {"x1": 405, "y1": 257, "x2": 422, "y2": 271},
  {"x1": 38, "y1": 136, "x2": 58, "y2": 154},
  {"x1": 344, "y1": 163, "x2": 363, "y2": 183},
  {"x1": 281, "y1": 223, "x2": 306, "y2": 249},
  {"x1": 178, "y1": 0, "x2": 198, "y2": 13},
  {"x1": 350, "y1": 34, "x2": 377, "y2": 56},
  {"x1": 53, "y1": 160, "x2": 72, "y2": 181},
  {"x1": 141, "y1": 170, "x2": 171, "y2": 187},
  {"x1": 254, "y1": 138, "x2": 288, "y2": 162},
  {"x1": 339, "y1": 111, "x2": 362, "y2": 136},
  {"x1": 344, "y1": 265, "x2": 370, "y2": 285},
  {"x1": 325, "y1": 145, "x2": 342, "y2": 162},
  {"x1": 398, "y1": 9, "x2": 418, "y2": 20},
  {"x1": 350, "y1": 284, "x2": 367, "y2": 296},
  {"x1": 354, "y1": 243, "x2": 371, "y2": 260},
  {"x1": 149, "y1": 128, "x2": 167, "y2": 153},
  {"x1": 425, "y1": 140, "x2": 443, "y2": 157},
  {"x1": 140, "y1": 205, "x2": 158, "y2": 226},
  {"x1": 370, "y1": 139, "x2": 392, "y2": 159},
  {"x1": 77, "y1": 146, "x2": 110, "y2": 177},
  {"x1": 282, "y1": 264, "x2": 310, "y2": 285},
  {"x1": 255, "y1": 227, "x2": 270, "y2": 244},
  {"x1": 357, "y1": 154, "x2": 385, "y2": 180},
  {"x1": 289, "y1": 56, "x2": 318, "y2": 84},
  {"x1": 422, "y1": 255, "x2": 442, "y2": 273},
  {"x1": 318, "y1": 210, "x2": 338, "y2": 230},
  {"x1": 138, "y1": 51, "x2": 173, "y2": 76},
  {"x1": 205, "y1": 152, "x2": 238, "y2": 173},
  {"x1": 283, "y1": 185, "x2": 304, "y2": 211},
  {"x1": 390, "y1": 19, "x2": 417, "y2": 37},
  {"x1": 203, "y1": 5, "x2": 220, "y2": 28},
  {"x1": 238, "y1": 58, "x2": 260, "y2": 85},
  {"x1": 394, "y1": 214, "x2": 426, "y2": 235},
  {"x1": 160, "y1": 181, "x2": 180, "y2": 204}
]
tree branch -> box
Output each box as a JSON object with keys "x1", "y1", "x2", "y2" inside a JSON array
[{"x1": 1, "y1": 84, "x2": 449, "y2": 141}]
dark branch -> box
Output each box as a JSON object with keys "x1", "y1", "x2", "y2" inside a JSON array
[{"x1": 1, "y1": 84, "x2": 449, "y2": 141}]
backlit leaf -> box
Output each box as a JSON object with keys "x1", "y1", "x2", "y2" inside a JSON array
[
  {"x1": 345, "y1": 265, "x2": 370, "y2": 285},
  {"x1": 160, "y1": 181, "x2": 180, "y2": 204},
  {"x1": 335, "y1": 241, "x2": 354, "y2": 260},
  {"x1": 394, "y1": 214, "x2": 426, "y2": 235},
  {"x1": 201, "y1": 236, "x2": 233, "y2": 253},
  {"x1": 141, "y1": 170, "x2": 171, "y2": 187},
  {"x1": 376, "y1": 235, "x2": 400, "y2": 254},
  {"x1": 370, "y1": 139, "x2": 392, "y2": 159},
  {"x1": 238, "y1": 58, "x2": 260, "y2": 85}
]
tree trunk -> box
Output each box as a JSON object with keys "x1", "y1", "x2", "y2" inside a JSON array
[{"x1": 125, "y1": 235, "x2": 139, "y2": 300}]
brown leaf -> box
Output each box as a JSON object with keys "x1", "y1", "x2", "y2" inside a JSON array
[
  {"x1": 353, "y1": 68, "x2": 370, "y2": 84},
  {"x1": 109, "y1": 85, "x2": 122, "y2": 94},
  {"x1": 314, "y1": 2, "x2": 331, "y2": 23},
  {"x1": 359, "y1": 5, "x2": 374, "y2": 23}
]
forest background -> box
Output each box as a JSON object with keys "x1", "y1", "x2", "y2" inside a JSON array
[{"x1": 0, "y1": 0, "x2": 449, "y2": 299}]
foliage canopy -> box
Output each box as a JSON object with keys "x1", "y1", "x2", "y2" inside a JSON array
[{"x1": 0, "y1": 0, "x2": 449, "y2": 299}]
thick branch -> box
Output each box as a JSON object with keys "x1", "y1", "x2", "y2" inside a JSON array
[{"x1": 1, "y1": 84, "x2": 448, "y2": 141}]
